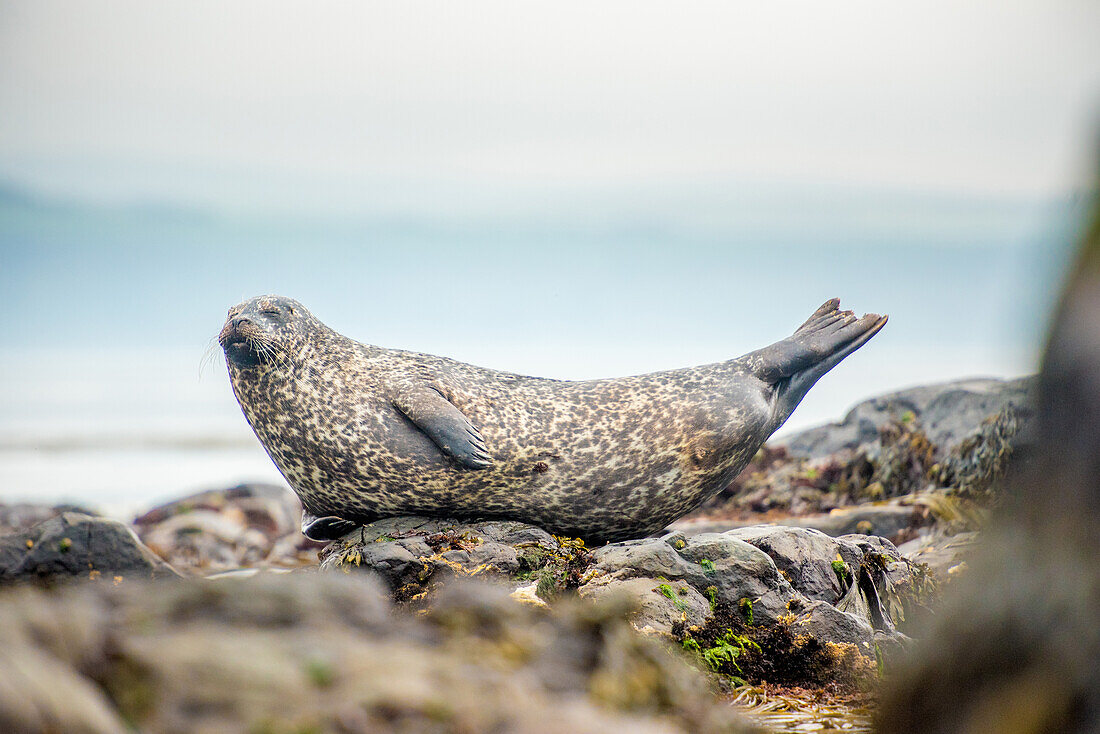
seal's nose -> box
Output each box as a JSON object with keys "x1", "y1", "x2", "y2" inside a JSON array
[{"x1": 232, "y1": 316, "x2": 252, "y2": 330}]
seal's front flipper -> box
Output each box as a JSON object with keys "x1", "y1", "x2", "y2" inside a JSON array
[
  {"x1": 393, "y1": 386, "x2": 493, "y2": 469},
  {"x1": 302, "y1": 512, "x2": 360, "y2": 541}
]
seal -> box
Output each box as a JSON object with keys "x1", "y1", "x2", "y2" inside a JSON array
[{"x1": 219, "y1": 296, "x2": 886, "y2": 543}]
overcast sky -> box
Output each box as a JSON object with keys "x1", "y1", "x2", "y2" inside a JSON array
[{"x1": 1, "y1": 0, "x2": 1098, "y2": 213}]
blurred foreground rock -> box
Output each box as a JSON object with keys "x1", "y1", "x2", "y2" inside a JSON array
[
  {"x1": 0, "y1": 572, "x2": 758, "y2": 734},
  {"x1": 875, "y1": 191, "x2": 1100, "y2": 733}
]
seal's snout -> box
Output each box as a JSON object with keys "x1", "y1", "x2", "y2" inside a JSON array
[
  {"x1": 218, "y1": 316, "x2": 249, "y2": 348},
  {"x1": 219, "y1": 313, "x2": 266, "y2": 368}
]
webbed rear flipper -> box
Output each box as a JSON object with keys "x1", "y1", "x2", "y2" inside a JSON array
[{"x1": 742, "y1": 298, "x2": 888, "y2": 426}]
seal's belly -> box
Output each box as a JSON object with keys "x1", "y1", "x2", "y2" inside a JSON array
[{"x1": 253, "y1": 379, "x2": 768, "y2": 540}]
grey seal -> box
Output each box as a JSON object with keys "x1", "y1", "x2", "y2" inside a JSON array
[{"x1": 219, "y1": 296, "x2": 886, "y2": 543}]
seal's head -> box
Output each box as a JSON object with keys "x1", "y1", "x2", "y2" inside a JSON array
[{"x1": 218, "y1": 295, "x2": 311, "y2": 370}]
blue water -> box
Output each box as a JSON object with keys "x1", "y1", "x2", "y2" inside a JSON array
[{"x1": 0, "y1": 182, "x2": 1081, "y2": 515}]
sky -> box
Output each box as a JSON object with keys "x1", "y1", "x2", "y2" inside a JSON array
[
  {"x1": 1, "y1": 0, "x2": 1098, "y2": 422},
  {"x1": 1, "y1": 0, "x2": 1098, "y2": 211}
]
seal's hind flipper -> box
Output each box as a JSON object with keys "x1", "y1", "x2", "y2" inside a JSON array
[
  {"x1": 747, "y1": 299, "x2": 887, "y2": 384},
  {"x1": 393, "y1": 385, "x2": 493, "y2": 469},
  {"x1": 741, "y1": 298, "x2": 888, "y2": 426}
]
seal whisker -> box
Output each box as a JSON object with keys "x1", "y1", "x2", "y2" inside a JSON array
[{"x1": 198, "y1": 339, "x2": 221, "y2": 378}]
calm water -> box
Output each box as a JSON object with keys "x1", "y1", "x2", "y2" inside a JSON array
[{"x1": 0, "y1": 185, "x2": 1074, "y2": 517}]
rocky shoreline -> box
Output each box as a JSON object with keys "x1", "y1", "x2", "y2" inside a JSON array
[{"x1": 0, "y1": 377, "x2": 1032, "y2": 733}]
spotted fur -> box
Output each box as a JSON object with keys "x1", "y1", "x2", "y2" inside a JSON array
[{"x1": 220, "y1": 296, "x2": 886, "y2": 543}]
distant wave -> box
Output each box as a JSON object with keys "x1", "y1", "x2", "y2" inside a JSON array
[{"x1": 0, "y1": 434, "x2": 256, "y2": 453}]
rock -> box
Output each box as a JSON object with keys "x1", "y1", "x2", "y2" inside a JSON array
[
  {"x1": 686, "y1": 379, "x2": 1030, "y2": 529},
  {"x1": 675, "y1": 503, "x2": 929, "y2": 545},
  {"x1": 774, "y1": 377, "x2": 1033, "y2": 460},
  {"x1": 0, "y1": 502, "x2": 100, "y2": 535},
  {"x1": 579, "y1": 577, "x2": 713, "y2": 636},
  {"x1": 896, "y1": 531, "x2": 977, "y2": 581},
  {"x1": 789, "y1": 597, "x2": 875, "y2": 651},
  {"x1": 0, "y1": 573, "x2": 755, "y2": 734},
  {"x1": 132, "y1": 483, "x2": 318, "y2": 573},
  {"x1": 725, "y1": 526, "x2": 862, "y2": 603},
  {"x1": 0, "y1": 512, "x2": 179, "y2": 585},
  {"x1": 139, "y1": 510, "x2": 274, "y2": 570},
  {"x1": 585, "y1": 531, "x2": 799, "y2": 625},
  {"x1": 320, "y1": 516, "x2": 577, "y2": 601},
  {"x1": 315, "y1": 511, "x2": 927, "y2": 695},
  {"x1": 132, "y1": 483, "x2": 298, "y2": 532},
  {"x1": 322, "y1": 513, "x2": 921, "y2": 654},
  {"x1": 877, "y1": 210, "x2": 1100, "y2": 733},
  {"x1": 799, "y1": 504, "x2": 930, "y2": 541},
  {"x1": 874, "y1": 629, "x2": 913, "y2": 668}
]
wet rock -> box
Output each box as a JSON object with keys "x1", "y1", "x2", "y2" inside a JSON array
[
  {"x1": 585, "y1": 531, "x2": 798, "y2": 625},
  {"x1": 789, "y1": 597, "x2": 875, "y2": 652},
  {"x1": 320, "y1": 516, "x2": 577, "y2": 601},
  {"x1": 132, "y1": 483, "x2": 317, "y2": 573},
  {"x1": 578, "y1": 577, "x2": 713, "y2": 636},
  {"x1": 774, "y1": 377, "x2": 1033, "y2": 460},
  {"x1": 672, "y1": 503, "x2": 930, "y2": 545},
  {"x1": 896, "y1": 531, "x2": 977, "y2": 580},
  {"x1": 725, "y1": 526, "x2": 862, "y2": 604},
  {"x1": 0, "y1": 512, "x2": 179, "y2": 585},
  {"x1": 0, "y1": 573, "x2": 754, "y2": 734}
]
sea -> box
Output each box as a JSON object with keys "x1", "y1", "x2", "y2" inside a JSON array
[{"x1": 0, "y1": 182, "x2": 1082, "y2": 519}]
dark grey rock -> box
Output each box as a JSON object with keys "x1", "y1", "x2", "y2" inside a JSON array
[
  {"x1": 586, "y1": 531, "x2": 800, "y2": 625},
  {"x1": 726, "y1": 526, "x2": 863, "y2": 603},
  {"x1": 0, "y1": 512, "x2": 180, "y2": 585},
  {"x1": 578, "y1": 577, "x2": 713, "y2": 635},
  {"x1": 789, "y1": 598, "x2": 875, "y2": 653},
  {"x1": 0, "y1": 502, "x2": 100, "y2": 537},
  {"x1": 775, "y1": 377, "x2": 1034, "y2": 459},
  {"x1": 320, "y1": 516, "x2": 559, "y2": 593}
]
